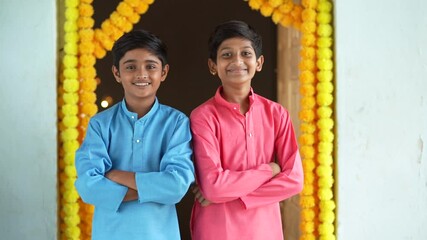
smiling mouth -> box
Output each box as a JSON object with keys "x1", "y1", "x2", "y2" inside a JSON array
[{"x1": 134, "y1": 82, "x2": 151, "y2": 86}]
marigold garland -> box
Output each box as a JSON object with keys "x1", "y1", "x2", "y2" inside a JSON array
[{"x1": 59, "y1": 1, "x2": 335, "y2": 239}]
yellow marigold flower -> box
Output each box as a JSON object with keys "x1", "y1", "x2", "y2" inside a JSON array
[
  {"x1": 300, "y1": 220, "x2": 315, "y2": 233},
  {"x1": 317, "y1": 47, "x2": 333, "y2": 59},
  {"x1": 304, "y1": 170, "x2": 315, "y2": 183},
  {"x1": 301, "y1": 209, "x2": 316, "y2": 221},
  {"x1": 62, "y1": 116, "x2": 79, "y2": 128},
  {"x1": 300, "y1": 145, "x2": 315, "y2": 158},
  {"x1": 317, "y1": 12, "x2": 332, "y2": 24},
  {"x1": 142, "y1": 0, "x2": 155, "y2": 4},
  {"x1": 127, "y1": 11, "x2": 141, "y2": 24},
  {"x1": 318, "y1": 142, "x2": 333, "y2": 154},
  {"x1": 63, "y1": 152, "x2": 75, "y2": 165},
  {"x1": 272, "y1": 10, "x2": 283, "y2": 24},
  {"x1": 299, "y1": 59, "x2": 316, "y2": 71},
  {"x1": 318, "y1": 188, "x2": 333, "y2": 200},
  {"x1": 317, "y1": 37, "x2": 333, "y2": 48},
  {"x1": 300, "y1": 122, "x2": 316, "y2": 134},
  {"x1": 95, "y1": 29, "x2": 114, "y2": 50},
  {"x1": 64, "y1": 21, "x2": 77, "y2": 32},
  {"x1": 80, "y1": 54, "x2": 96, "y2": 67},
  {"x1": 316, "y1": 165, "x2": 332, "y2": 177},
  {"x1": 299, "y1": 109, "x2": 316, "y2": 122},
  {"x1": 302, "y1": 8, "x2": 316, "y2": 22},
  {"x1": 65, "y1": 165, "x2": 77, "y2": 178},
  {"x1": 269, "y1": 0, "x2": 283, "y2": 8},
  {"x1": 79, "y1": 67, "x2": 97, "y2": 80},
  {"x1": 64, "y1": 68, "x2": 78, "y2": 79},
  {"x1": 64, "y1": 226, "x2": 81, "y2": 239},
  {"x1": 317, "y1": 106, "x2": 332, "y2": 118},
  {"x1": 300, "y1": 233, "x2": 316, "y2": 240},
  {"x1": 318, "y1": 130, "x2": 334, "y2": 142},
  {"x1": 300, "y1": 46, "x2": 316, "y2": 59},
  {"x1": 319, "y1": 222, "x2": 335, "y2": 234},
  {"x1": 79, "y1": 91, "x2": 97, "y2": 104},
  {"x1": 248, "y1": 0, "x2": 263, "y2": 10},
  {"x1": 63, "y1": 93, "x2": 79, "y2": 105},
  {"x1": 318, "y1": 153, "x2": 333, "y2": 165},
  {"x1": 79, "y1": 42, "x2": 95, "y2": 55},
  {"x1": 62, "y1": 103, "x2": 78, "y2": 116},
  {"x1": 318, "y1": 23, "x2": 333, "y2": 37},
  {"x1": 279, "y1": 2, "x2": 293, "y2": 14},
  {"x1": 317, "y1": 58, "x2": 333, "y2": 70},
  {"x1": 63, "y1": 55, "x2": 78, "y2": 68},
  {"x1": 62, "y1": 202, "x2": 79, "y2": 215},
  {"x1": 118, "y1": 2, "x2": 133, "y2": 17},
  {"x1": 65, "y1": 32, "x2": 78, "y2": 44},
  {"x1": 302, "y1": 0, "x2": 318, "y2": 8},
  {"x1": 65, "y1": 0, "x2": 78, "y2": 8},
  {"x1": 317, "y1": 118, "x2": 334, "y2": 130},
  {"x1": 300, "y1": 70, "x2": 315, "y2": 84},
  {"x1": 80, "y1": 0, "x2": 93, "y2": 3},
  {"x1": 302, "y1": 158, "x2": 316, "y2": 171},
  {"x1": 300, "y1": 195, "x2": 315, "y2": 208},
  {"x1": 81, "y1": 78, "x2": 98, "y2": 92},
  {"x1": 78, "y1": 16, "x2": 95, "y2": 29},
  {"x1": 319, "y1": 199, "x2": 336, "y2": 211},
  {"x1": 317, "y1": 70, "x2": 333, "y2": 82},
  {"x1": 279, "y1": 14, "x2": 293, "y2": 27},
  {"x1": 124, "y1": 0, "x2": 140, "y2": 7},
  {"x1": 301, "y1": 33, "x2": 316, "y2": 47},
  {"x1": 317, "y1": 0, "x2": 332, "y2": 12},
  {"x1": 317, "y1": 81, "x2": 334, "y2": 93},
  {"x1": 135, "y1": 1, "x2": 149, "y2": 14},
  {"x1": 290, "y1": 5, "x2": 302, "y2": 20},
  {"x1": 318, "y1": 176, "x2": 334, "y2": 188},
  {"x1": 301, "y1": 184, "x2": 314, "y2": 195},
  {"x1": 317, "y1": 93, "x2": 333, "y2": 106},
  {"x1": 300, "y1": 84, "x2": 316, "y2": 97},
  {"x1": 79, "y1": 29, "x2": 94, "y2": 41},
  {"x1": 64, "y1": 42, "x2": 78, "y2": 55},
  {"x1": 63, "y1": 78, "x2": 79, "y2": 93},
  {"x1": 301, "y1": 21, "x2": 316, "y2": 34},
  {"x1": 64, "y1": 140, "x2": 80, "y2": 153},
  {"x1": 79, "y1": 3, "x2": 94, "y2": 17},
  {"x1": 81, "y1": 103, "x2": 98, "y2": 117},
  {"x1": 260, "y1": 2, "x2": 274, "y2": 17},
  {"x1": 301, "y1": 96, "x2": 316, "y2": 109},
  {"x1": 65, "y1": 7, "x2": 79, "y2": 21},
  {"x1": 292, "y1": 19, "x2": 302, "y2": 30}
]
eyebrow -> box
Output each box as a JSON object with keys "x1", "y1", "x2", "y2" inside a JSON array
[{"x1": 122, "y1": 59, "x2": 160, "y2": 65}]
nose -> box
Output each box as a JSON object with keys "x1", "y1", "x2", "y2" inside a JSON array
[
  {"x1": 136, "y1": 68, "x2": 148, "y2": 80},
  {"x1": 232, "y1": 55, "x2": 244, "y2": 65}
]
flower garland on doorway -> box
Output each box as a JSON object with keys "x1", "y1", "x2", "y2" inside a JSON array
[
  {"x1": 247, "y1": 0, "x2": 336, "y2": 239},
  {"x1": 59, "y1": 0, "x2": 335, "y2": 239}
]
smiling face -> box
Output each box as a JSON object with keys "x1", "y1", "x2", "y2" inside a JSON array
[
  {"x1": 112, "y1": 48, "x2": 169, "y2": 104},
  {"x1": 208, "y1": 37, "x2": 264, "y2": 88}
]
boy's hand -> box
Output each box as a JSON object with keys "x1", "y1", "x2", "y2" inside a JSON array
[
  {"x1": 192, "y1": 185, "x2": 211, "y2": 207},
  {"x1": 268, "y1": 162, "x2": 281, "y2": 177}
]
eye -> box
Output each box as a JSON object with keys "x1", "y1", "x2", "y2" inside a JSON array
[
  {"x1": 125, "y1": 65, "x2": 136, "y2": 71},
  {"x1": 242, "y1": 51, "x2": 253, "y2": 57},
  {"x1": 221, "y1": 52, "x2": 232, "y2": 58},
  {"x1": 146, "y1": 64, "x2": 157, "y2": 70}
]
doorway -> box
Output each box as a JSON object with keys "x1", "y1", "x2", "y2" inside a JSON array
[{"x1": 93, "y1": 1, "x2": 277, "y2": 239}]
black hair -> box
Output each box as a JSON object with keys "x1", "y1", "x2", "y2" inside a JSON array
[
  {"x1": 112, "y1": 29, "x2": 168, "y2": 69},
  {"x1": 208, "y1": 20, "x2": 263, "y2": 63}
]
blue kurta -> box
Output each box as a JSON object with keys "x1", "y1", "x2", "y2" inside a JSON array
[{"x1": 75, "y1": 98, "x2": 195, "y2": 240}]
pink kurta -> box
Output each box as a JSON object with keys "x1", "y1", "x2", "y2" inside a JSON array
[{"x1": 190, "y1": 87, "x2": 304, "y2": 240}]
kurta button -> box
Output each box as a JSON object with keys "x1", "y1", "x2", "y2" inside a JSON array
[{"x1": 136, "y1": 139, "x2": 140, "y2": 143}]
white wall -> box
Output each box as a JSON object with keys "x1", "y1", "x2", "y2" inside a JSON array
[
  {"x1": 0, "y1": 1, "x2": 58, "y2": 239},
  {"x1": 335, "y1": 0, "x2": 427, "y2": 239}
]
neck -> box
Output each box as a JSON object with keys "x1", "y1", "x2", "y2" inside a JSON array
[
  {"x1": 221, "y1": 85, "x2": 251, "y2": 114},
  {"x1": 125, "y1": 96, "x2": 155, "y2": 119}
]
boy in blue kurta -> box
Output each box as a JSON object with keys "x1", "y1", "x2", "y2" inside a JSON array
[{"x1": 74, "y1": 29, "x2": 195, "y2": 240}]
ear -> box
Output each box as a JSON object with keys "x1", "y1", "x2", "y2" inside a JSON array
[
  {"x1": 112, "y1": 65, "x2": 121, "y2": 83},
  {"x1": 208, "y1": 59, "x2": 217, "y2": 75},
  {"x1": 256, "y1": 55, "x2": 264, "y2": 72},
  {"x1": 160, "y1": 64, "x2": 169, "y2": 82}
]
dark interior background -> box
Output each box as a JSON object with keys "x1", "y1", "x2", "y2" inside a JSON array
[{"x1": 93, "y1": 1, "x2": 277, "y2": 239}]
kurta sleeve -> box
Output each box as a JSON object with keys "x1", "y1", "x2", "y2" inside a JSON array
[
  {"x1": 240, "y1": 112, "x2": 304, "y2": 209},
  {"x1": 74, "y1": 119, "x2": 128, "y2": 212},
  {"x1": 135, "y1": 115, "x2": 195, "y2": 205},
  {"x1": 191, "y1": 116, "x2": 274, "y2": 204}
]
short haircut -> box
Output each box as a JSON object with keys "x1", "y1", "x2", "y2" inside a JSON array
[
  {"x1": 112, "y1": 29, "x2": 168, "y2": 69},
  {"x1": 208, "y1": 20, "x2": 263, "y2": 63}
]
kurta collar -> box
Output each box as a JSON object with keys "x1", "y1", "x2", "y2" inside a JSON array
[
  {"x1": 213, "y1": 86, "x2": 256, "y2": 110},
  {"x1": 120, "y1": 98, "x2": 159, "y2": 121}
]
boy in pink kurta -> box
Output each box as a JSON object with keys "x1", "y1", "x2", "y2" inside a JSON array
[{"x1": 190, "y1": 20, "x2": 304, "y2": 240}]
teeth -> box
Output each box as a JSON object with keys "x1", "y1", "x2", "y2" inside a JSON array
[{"x1": 134, "y1": 82, "x2": 150, "y2": 86}]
